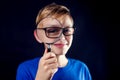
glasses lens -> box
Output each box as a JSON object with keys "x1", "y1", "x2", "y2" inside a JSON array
[
  {"x1": 37, "y1": 27, "x2": 75, "y2": 38},
  {"x1": 63, "y1": 27, "x2": 74, "y2": 36},
  {"x1": 46, "y1": 27, "x2": 62, "y2": 38}
]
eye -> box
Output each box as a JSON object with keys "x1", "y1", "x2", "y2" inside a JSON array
[
  {"x1": 46, "y1": 27, "x2": 61, "y2": 33},
  {"x1": 63, "y1": 28, "x2": 70, "y2": 33},
  {"x1": 63, "y1": 27, "x2": 74, "y2": 35}
]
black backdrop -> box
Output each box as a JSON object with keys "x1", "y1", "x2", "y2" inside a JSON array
[{"x1": 0, "y1": 0, "x2": 119, "y2": 80}]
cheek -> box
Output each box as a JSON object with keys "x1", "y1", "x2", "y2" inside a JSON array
[
  {"x1": 36, "y1": 30, "x2": 50, "y2": 43},
  {"x1": 37, "y1": 31, "x2": 45, "y2": 41},
  {"x1": 40, "y1": 33, "x2": 57, "y2": 43},
  {"x1": 66, "y1": 36, "x2": 73, "y2": 45}
]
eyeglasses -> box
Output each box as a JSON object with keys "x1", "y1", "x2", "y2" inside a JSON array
[{"x1": 36, "y1": 27, "x2": 75, "y2": 38}]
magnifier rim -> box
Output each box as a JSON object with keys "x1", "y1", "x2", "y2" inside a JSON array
[
  {"x1": 35, "y1": 17, "x2": 75, "y2": 44},
  {"x1": 36, "y1": 17, "x2": 63, "y2": 39}
]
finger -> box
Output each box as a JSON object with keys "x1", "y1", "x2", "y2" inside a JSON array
[
  {"x1": 47, "y1": 62, "x2": 58, "y2": 69},
  {"x1": 50, "y1": 68, "x2": 58, "y2": 76},
  {"x1": 52, "y1": 68, "x2": 58, "y2": 74},
  {"x1": 45, "y1": 57, "x2": 57, "y2": 64},
  {"x1": 44, "y1": 47, "x2": 48, "y2": 55},
  {"x1": 44, "y1": 62, "x2": 58, "y2": 71}
]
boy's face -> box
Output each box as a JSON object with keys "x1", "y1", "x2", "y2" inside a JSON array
[{"x1": 35, "y1": 15, "x2": 74, "y2": 56}]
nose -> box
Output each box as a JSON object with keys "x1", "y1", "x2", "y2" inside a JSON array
[{"x1": 59, "y1": 33, "x2": 66, "y2": 40}]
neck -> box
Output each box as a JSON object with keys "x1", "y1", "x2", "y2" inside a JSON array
[{"x1": 56, "y1": 55, "x2": 68, "y2": 67}]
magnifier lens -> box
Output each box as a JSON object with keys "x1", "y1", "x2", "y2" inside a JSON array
[{"x1": 36, "y1": 18, "x2": 62, "y2": 51}]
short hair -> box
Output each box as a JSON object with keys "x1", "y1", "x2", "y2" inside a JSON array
[{"x1": 36, "y1": 3, "x2": 73, "y2": 26}]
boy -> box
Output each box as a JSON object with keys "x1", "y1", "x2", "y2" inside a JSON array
[{"x1": 16, "y1": 3, "x2": 92, "y2": 80}]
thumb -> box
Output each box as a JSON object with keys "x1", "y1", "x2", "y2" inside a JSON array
[
  {"x1": 44, "y1": 47, "x2": 48, "y2": 55},
  {"x1": 43, "y1": 44, "x2": 51, "y2": 55}
]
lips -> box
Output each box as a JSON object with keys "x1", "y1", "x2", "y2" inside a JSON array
[{"x1": 54, "y1": 44, "x2": 65, "y2": 48}]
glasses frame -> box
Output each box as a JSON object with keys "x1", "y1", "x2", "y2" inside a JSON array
[{"x1": 36, "y1": 27, "x2": 76, "y2": 39}]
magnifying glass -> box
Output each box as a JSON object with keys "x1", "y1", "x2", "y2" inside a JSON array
[{"x1": 35, "y1": 17, "x2": 63, "y2": 52}]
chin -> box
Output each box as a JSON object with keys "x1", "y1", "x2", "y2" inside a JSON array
[
  {"x1": 52, "y1": 45, "x2": 69, "y2": 55},
  {"x1": 53, "y1": 49, "x2": 68, "y2": 56}
]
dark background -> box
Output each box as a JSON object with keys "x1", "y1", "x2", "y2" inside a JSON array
[{"x1": 0, "y1": 0, "x2": 119, "y2": 80}]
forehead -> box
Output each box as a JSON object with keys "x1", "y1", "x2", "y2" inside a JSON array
[{"x1": 38, "y1": 15, "x2": 73, "y2": 28}]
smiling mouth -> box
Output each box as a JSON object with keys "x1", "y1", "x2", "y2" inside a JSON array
[{"x1": 54, "y1": 44, "x2": 66, "y2": 48}]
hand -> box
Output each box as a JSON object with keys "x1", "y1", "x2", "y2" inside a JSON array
[{"x1": 35, "y1": 48, "x2": 58, "y2": 80}]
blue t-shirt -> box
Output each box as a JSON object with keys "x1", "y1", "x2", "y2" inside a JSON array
[{"x1": 16, "y1": 57, "x2": 92, "y2": 80}]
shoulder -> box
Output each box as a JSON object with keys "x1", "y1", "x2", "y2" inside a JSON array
[
  {"x1": 68, "y1": 58, "x2": 89, "y2": 69},
  {"x1": 68, "y1": 58, "x2": 86, "y2": 66},
  {"x1": 17, "y1": 57, "x2": 40, "y2": 71},
  {"x1": 68, "y1": 58, "x2": 92, "y2": 80},
  {"x1": 16, "y1": 57, "x2": 40, "y2": 79},
  {"x1": 19, "y1": 57, "x2": 40, "y2": 66}
]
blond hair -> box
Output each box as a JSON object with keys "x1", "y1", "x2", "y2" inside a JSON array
[{"x1": 36, "y1": 3, "x2": 73, "y2": 25}]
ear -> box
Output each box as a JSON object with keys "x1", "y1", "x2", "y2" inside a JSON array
[{"x1": 34, "y1": 30, "x2": 43, "y2": 43}]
